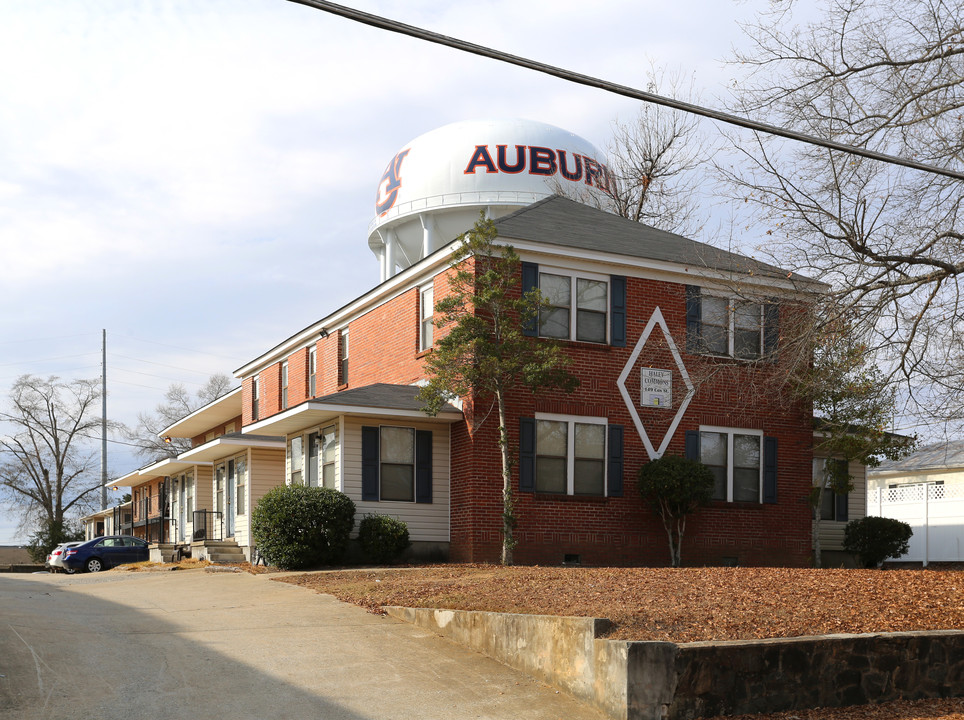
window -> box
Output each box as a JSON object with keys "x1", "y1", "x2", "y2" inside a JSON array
[
  {"x1": 321, "y1": 424, "x2": 337, "y2": 489},
  {"x1": 538, "y1": 271, "x2": 608, "y2": 344},
  {"x1": 308, "y1": 346, "x2": 317, "y2": 397},
  {"x1": 288, "y1": 436, "x2": 303, "y2": 485},
  {"x1": 420, "y1": 284, "x2": 434, "y2": 351},
  {"x1": 813, "y1": 457, "x2": 849, "y2": 521},
  {"x1": 698, "y1": 428, "x2": 763, "y2": 502},
  {"x1": 361, "y1": 425, "x2": 433, "y2": 503},
  {"x1": 252, "y1": 376, "x2": 260, "y2": 421},
  {"x1": 532, "y1": 415, "x2": 607, "y2": 496},
  {"x1": 340, "y1": 329, "x2": 349, "y2": 385},
  {"x1": 686, "y1": 287, "x2": 777, "y2": 360},
  {"x1": 380, "y1": 426, "x2": 415, "y2": 501},
  {"x1": 281, "y1": 361, "x2": 289, "y2": 410}
]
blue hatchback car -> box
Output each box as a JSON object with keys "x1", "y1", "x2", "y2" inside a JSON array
[{"x1": 63, "y1": 535, "x2": 150, "y2": 573}]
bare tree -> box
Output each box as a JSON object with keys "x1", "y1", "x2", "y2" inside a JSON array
[
  {"x1": 721, "y1": 0, "x2": 964, "y2": 428},
  {"x1": 123, "y1": 374, "x2": 234, "y2": 461},
  {"x1": 0, "y1": 375, "x2": 104, "y2": 536},
  {"x1": 559, "y1": 65, "x2": 712, "y2": 237}
]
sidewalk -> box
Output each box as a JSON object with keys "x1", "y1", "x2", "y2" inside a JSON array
[{"x1": 0, "y1": 569, "x2": 606, "y2": 720}]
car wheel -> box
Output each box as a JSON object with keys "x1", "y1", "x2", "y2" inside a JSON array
[
  {"x1": 86, "y1": 558, "x2": 103, "y2": 573},
  {"x1": 64, "y1": 567, "x2": 76, "y2": 575}
]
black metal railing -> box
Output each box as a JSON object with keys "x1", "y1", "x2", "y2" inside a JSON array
[
  {"x1": 145, "y1": 516, "x2": 171, "y2": 544},
  {"x1": 192, "y1": 510, "x2": 223, "y2": 542}
]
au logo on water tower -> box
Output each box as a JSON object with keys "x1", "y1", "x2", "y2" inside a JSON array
[{"x1": 641, "y1": 368, "x2": 672, "y2": 408}]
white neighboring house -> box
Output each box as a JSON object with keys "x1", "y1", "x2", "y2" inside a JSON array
[{"x1": 867, "y1": 441, "x2": 964, "y2": 566}]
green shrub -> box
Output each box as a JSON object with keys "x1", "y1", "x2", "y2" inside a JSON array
[
  {"x1": 251, "y1": 485, "x2": 355, "y2": 570},
  {"x1": 638, "y1": 455, "x2": 715, "y2": 567},
  {"x1": 358, "y1": 513, "x2": 410, "y2": 564},
  {"x1": 843, "y1": 516, "x2": 913, "y2": 568}
]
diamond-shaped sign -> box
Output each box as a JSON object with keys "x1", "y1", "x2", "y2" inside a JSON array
[{"x1": 616, "y1": 307, "x2": 695, "y2": 460}]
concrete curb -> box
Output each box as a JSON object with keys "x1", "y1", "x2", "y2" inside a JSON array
[{"x1": 384, "y1": 606, "x2": 964, "y2": 720}]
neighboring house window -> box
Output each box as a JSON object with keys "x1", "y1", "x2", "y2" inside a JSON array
[
  {"x1": 420, "y1": 284, "x2": 434, "y2": 351},
  {"x1": 288, "y1": 436, "x2": 303, "y2": 485},
  {"x1": 252, "y1": 376, "x2": 260, "y2": 421},
  {"x1": 321, "y1": 424, "x2": 337, "y2": 489},
  {"x1": 814, "y1": 457, "x2": 849, "y2": 521},
  {"x1": 340, "y1": 329, "x2": 350, "y2": 386},
  {"x1": 522, "y1": 263, "x2": 626, "y2": 347},
  {"x1": 308, "y1": 346, "x2": 317, "y2": 397},
  {"x1": 686, "y1": 428, "x2": 778, "y2": 504},
  {"x1": 538, "y1": 270, "x2": 608, "y2": 343},
  {"x1": 361, "y1": 425, "x2": 433, "y2": 503},
  {"x1": 281, "y1": 361, "x2": 289, "y2": 410},
  {"x1": 519, "y1": 417, "x2": 625, "y2": 497},
  {"x1": 686, "y1": 286, "x2": 778, "y2": 360}
]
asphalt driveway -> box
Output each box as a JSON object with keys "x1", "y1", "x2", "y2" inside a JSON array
[{"x1": 0, "y1": 569, "x2": 605, "y2": 720}]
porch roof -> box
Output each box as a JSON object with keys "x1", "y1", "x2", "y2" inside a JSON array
[
  {"x1": 179, "y1": 433, "x2": 285, "y2": 462},
  {"x1": 110, "y1": 458, "x2": 214, "y2": 489},
  {"x1": 244, "y1": 383, "x2": 461, "y2": 436}
]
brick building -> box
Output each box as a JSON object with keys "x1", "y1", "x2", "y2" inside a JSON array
[
  {"x1": 115, "y1": 119, "x2": 824, "y2": 567},
  {"x1": 233, "y1": 193, "x2": 821, "y2": 567}
]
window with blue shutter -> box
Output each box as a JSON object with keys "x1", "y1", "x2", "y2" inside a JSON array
[
  {"x1": 361, "y1": 425, "x2": 433, "y2": 503},
  {"x1": 520, "y1": 415, "x2": 615, "y2": 497},
  {"x1": 685, "y1": 286, "x2": 780, "y2": 360}
]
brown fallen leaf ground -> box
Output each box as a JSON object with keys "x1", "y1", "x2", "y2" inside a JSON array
[{"x1": 279, "y1": 564, "x2": 964, "y2": 720}]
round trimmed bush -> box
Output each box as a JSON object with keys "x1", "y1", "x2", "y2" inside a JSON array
[
  {"x1": 843, "y1": 516, "x2": 913, "y2": 568},
  {"x1": 251, "y1": 485, "x2": 356, "y2": 570},
  {"x1": 358, "y1": 513, "x2": 410, "y2": 565}
]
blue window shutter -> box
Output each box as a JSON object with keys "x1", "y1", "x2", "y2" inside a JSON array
[
  {"x1": 836, "y1": 491, "x2": 849, "y2": 521},
  {"x1": 415, "y1": 430, "x2": 433, "y2": 504},
  {"x1": 607, "y1": 424, "x2": 624, "y2": 497},
  {"x1": 521, "y1": 262, "x2": 539, "y2": 337},
  {"x1": 763, "y1": 436, "x2": 778, "y2": 504},
  {"x1": 764, "y1": 303, "x2": 779, "y2": 361},
  {"x1": 519, "y1": 417, "x2": 536, "y2": 492},
  {"x1": 685, "y1": 430, "x2": 700, "y2": 461},
  {"x1": 610, "y1": 275, "x2": 627, "y2": 348},
  {"x1": 361, "y1": 426, "x2": 379, "y2": 501},
  {"x1": 685, "y1": 286, "x2": 701, "y2": 354}
]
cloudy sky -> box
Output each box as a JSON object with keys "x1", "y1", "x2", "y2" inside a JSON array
[{"x1": 0, "y1": 0, "x2": 776, "y2": 543}]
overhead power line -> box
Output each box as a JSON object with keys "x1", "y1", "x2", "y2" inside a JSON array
[{"x1": 286, "y1": 0, "x2": 964, "y2": 183}]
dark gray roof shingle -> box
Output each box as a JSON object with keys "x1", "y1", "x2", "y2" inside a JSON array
[
  {"x1": 312, "y1": 383, "x2": 459, "y2": 414},
  {"x1": 493, "y1": 195, "x2": 822, "y2": 288}
]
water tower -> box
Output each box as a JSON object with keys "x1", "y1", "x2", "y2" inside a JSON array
[{"x1": 368, "y1": 118, "x2": 610, "y2": 281}]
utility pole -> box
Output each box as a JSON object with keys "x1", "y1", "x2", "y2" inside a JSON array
[{"x1": 101, "y1": 329, "x2": 107, "y2": 510}]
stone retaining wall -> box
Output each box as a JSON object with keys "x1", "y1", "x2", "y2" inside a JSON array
[{"x1": 384, "y1": 606, "x2": 964, "y2": 720}]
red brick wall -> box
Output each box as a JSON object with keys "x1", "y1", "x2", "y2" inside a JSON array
[{"x1": 451, "y1": 273, "x2": 813, "y2": 567}]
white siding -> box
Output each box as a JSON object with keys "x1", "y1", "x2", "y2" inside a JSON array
[
  {"x1": 235, "y1": 447, "x2": 286, "y2": 552},
  {"x1": 342, "y1": 417, "x2": 450, "y2": 543}
]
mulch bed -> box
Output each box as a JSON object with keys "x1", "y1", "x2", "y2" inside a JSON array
[{"x1": 278, "y1": 564, "x2": 964, "y2": 642}]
